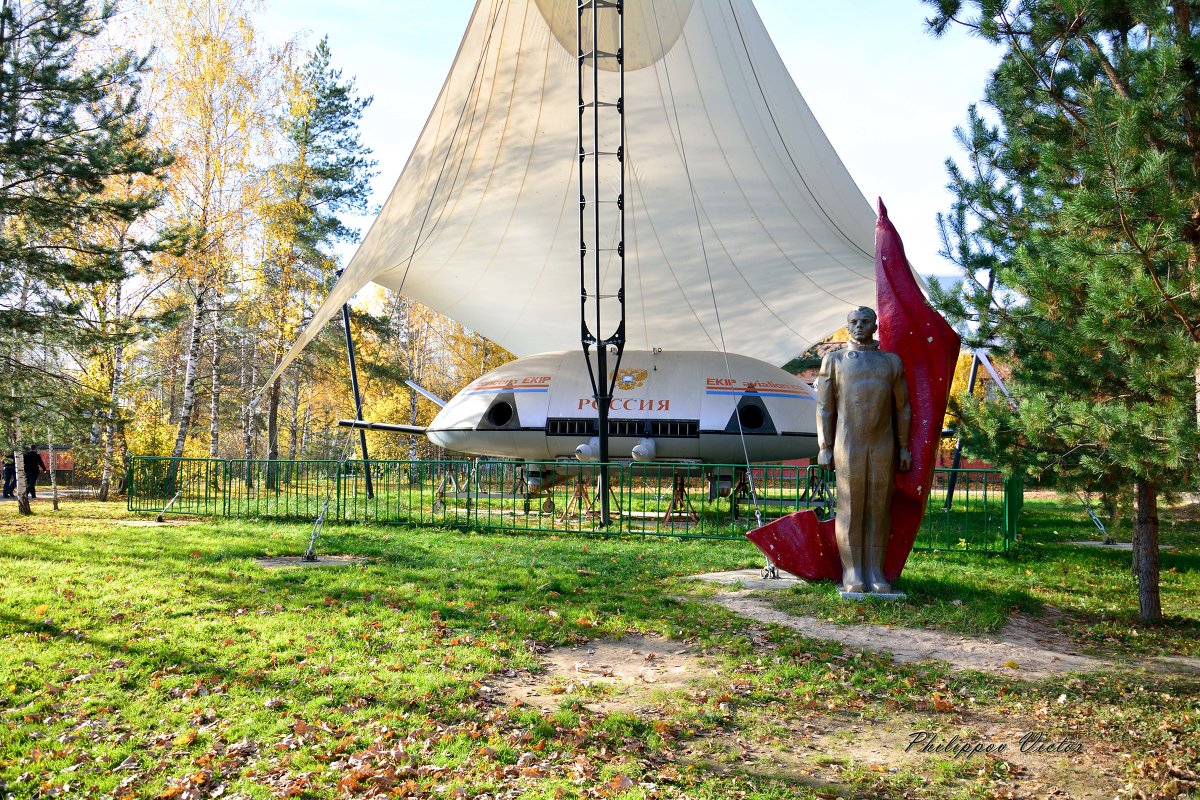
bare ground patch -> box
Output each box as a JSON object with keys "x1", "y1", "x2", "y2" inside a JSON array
[
  {"x1": 494, "y1": 634, "x2": 712, "y2": 714},
  {"x1": 708, "y1": 592, "x2": 1199, "y2": 678}
]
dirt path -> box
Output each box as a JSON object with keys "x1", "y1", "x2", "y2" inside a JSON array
[{"x1": 709, "y1": 592, "x2": 1200, "y2": 678}]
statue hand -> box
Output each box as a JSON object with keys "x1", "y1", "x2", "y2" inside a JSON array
[
  {"x1": 898, "y1": 447, "x2": 911, "y2": 472},
  {"x1": 817, "y1": 448, "x2": 833, "y2": 470}
]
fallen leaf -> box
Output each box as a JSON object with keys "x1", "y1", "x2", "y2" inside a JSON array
[{"x1": 610, "y1": 775, "x2": 634, "y2": 790}]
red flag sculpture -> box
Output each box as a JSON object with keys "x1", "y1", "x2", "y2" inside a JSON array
[{"x1": 748, "y1": 199, "x2": 960, "y2": 584}]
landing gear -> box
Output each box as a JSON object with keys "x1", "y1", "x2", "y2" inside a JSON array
[{"x1": 662, "y1": 474, "x2": 699, "y2": 525}]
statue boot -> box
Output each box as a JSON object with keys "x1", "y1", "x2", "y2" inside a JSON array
[
  {"x1": 865, "y1": 537, "x2": 891, "y2": 594},
  {"x1": 841, "y1": 563, "x2": 866, "y2": 595}
]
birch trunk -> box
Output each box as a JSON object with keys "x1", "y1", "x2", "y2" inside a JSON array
[
  {"x1": 241, "y1": 333, "x2": 258, "y2": 489},
  {"x1": 208, "y1": 310, "x2": 221, "y2": 458},
  {"x1": 298, "y1": 402, "x2": 311, "y2": 460},
  {"x1": 166, "y1": 293, "x2": 205, "y2": 492},
  {"x1": 265, "y1": 360, "x2": 282, "y2": 491},
  {"x1": 169, "y1": 293, "x2": 205, "y2": 461},
  {"x1": 285, "y1": 374, "x2": 301, "y2": 485},
  {"x1": 408, "y1": 385, "x2": 420, "y2": 461},
  {"x1": 287, "y1": 377, "x2": 301, "y2": 461},
  {"x1": 12, "y1": 412, "x2": 29, "y2": 515}
]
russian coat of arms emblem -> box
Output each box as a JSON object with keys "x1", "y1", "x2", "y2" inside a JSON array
[{"x1": 612, "y1": 367, "x2": 648, "y2": 390}]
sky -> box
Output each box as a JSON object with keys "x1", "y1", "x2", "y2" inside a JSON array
[{"x1": 256, "y1": 0, "x2": 1001, "y2": 281}]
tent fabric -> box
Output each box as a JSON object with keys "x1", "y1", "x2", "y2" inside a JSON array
[{"x1": 275, "y1": 0, "x2": 880, "y2": 380}]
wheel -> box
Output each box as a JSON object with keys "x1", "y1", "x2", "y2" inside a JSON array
[{"x1": 542, "y1": 498, "x2": 555, "y2": 513}]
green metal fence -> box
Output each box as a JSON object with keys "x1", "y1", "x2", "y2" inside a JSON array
[{"x1": 127, "y1": 456, "x2": 1021, "y2": 550}]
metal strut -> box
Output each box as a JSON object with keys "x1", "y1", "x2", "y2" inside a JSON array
[
  {"x1": 578, "y1": 0, "x2": 627, "y2": 527},
  {"x1": 337, "y1": 269, "x2": 374, "y2": 500}
]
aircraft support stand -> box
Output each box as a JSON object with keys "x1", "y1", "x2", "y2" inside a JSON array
[{"x1": 662, "y1": 474, "x2": 699, "y2": 525}]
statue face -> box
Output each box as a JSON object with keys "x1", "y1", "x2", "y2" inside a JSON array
[{"x1": 846, "y1": 310, "x2": 877, "y2": 343}]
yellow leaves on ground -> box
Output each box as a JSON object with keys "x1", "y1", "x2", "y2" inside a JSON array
[{"x1": 172, "y1": 729, "x2": 198, "y2": 747}]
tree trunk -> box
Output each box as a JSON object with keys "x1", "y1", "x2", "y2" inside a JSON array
[
  {"x1": 167, "y1": 351, "x2": 179, "y2": 421},
  {"x1": 166, "y1": 293, "x2": 206, "y2": 492},
  {"x1": 287, "y1": 377, "x2": 301, "y2": 461},
  {"x1": 46, "y1": 426, "x2": 58, "y2": 511},
  {"x1": 240, "y1": 333, "x2": 257, "y2": 490},
  {"x1": 298, "y1": 402, "x2": 311, "y2": 459},
  {"x1": 12, "y1": 413, "x2": 30, "y2": 515},
  {"x1": 265, "y1": 359, "x2": 282, "y2": 491},
  {"x1": 208, "y1": 310, "x2": 221, "y2": 458},
  {"x1": 408, "y1": 384, "x2": 420, "y2": 461},
  {"x1": 169, "y1": 293, "x2": 205, "y2": 461},
  {"x1": 99, "y1": 334, "x2": 124, "y2": 502},
  {"x1": 1134, "y1": 480, "x2": 1162, "y2": 623}
]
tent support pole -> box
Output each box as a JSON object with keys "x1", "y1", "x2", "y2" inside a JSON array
[{"x1": 338, "y1": 270, "x2": 374, "y2": 500}]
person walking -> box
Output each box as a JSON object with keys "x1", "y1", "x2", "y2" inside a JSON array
[
  {"x1": 2, "y1": 457, "x2": 15, "y2": 498},
  {"x1": 23, "y1": 445, "x2": 47, "y2": 499}
]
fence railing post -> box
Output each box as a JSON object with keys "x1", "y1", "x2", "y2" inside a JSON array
[
  {"x1": 1003, "y1": 472, "x2": 1024, "y2": 548},
  {"x1": 126, "y1": 459, "x2": 135, "y2": 512}
]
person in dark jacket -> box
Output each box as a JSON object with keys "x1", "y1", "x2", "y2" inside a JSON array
[
  {"x1": 2, "y1": 457, "x2": 15, "y2": 498},
  {"x1": 23, "y1": 445, "x2": 47, "y2": 499}
]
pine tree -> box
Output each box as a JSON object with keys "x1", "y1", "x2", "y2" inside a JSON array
[
  {"x1": 259, "y1": 35, "x2": 375, "y2": 483},
  {"x1": 0, "y1": 0, "x2": 170, "y2": 514},
  {"x1": 926, "y1": 0, "x2": 1200, "y2": 623}
]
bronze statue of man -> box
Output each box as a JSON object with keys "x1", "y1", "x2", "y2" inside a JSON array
[{"x1": 816, "y1": 307, "x2": 911, "y2": 594}]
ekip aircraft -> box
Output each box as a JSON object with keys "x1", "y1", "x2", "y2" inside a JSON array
[{"x1": 343, "y1": 349, "x2": 819, "y2": 492}]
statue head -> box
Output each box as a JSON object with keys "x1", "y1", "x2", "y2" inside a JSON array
[{"x1": 846, "y1": 306, "x2": 878, "y2": 344}]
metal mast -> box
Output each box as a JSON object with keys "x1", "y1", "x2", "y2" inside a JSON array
[{"x1": 578, "y1": 0, "x2": 627, "y2": 526}]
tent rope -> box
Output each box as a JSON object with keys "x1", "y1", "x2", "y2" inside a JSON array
[
  {"x1": 393, "y1": 0, "x2": 508, "y2": 297},
  {"x1": 649, "y1": 9, "x2": 766, "y2": 537}
]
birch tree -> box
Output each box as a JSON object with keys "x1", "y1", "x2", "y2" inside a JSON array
[{"x1": 135, "y1": 0, "x2": 278, "y2": 466}]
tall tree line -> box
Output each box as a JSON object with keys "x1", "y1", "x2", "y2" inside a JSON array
[{"x1": 0, "y1": 0, "x2": 512, "y2": 511}]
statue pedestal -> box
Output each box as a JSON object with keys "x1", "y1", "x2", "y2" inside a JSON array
[{"x1": 839, "y1": 590, "x2": 907, "y2": 602}]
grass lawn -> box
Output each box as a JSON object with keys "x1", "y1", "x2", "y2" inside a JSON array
[{"x1": 1, "y1": 496, "x2": 1197, "y2": 799}]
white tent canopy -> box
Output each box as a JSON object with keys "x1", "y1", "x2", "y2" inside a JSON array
[{"x1": 278, "y1": 0, "x2": 878, "y2": 376}]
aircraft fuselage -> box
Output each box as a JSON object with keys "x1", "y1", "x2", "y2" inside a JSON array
[{"x1": 426, "y1": 350, "x2": 818, "y2": 464}]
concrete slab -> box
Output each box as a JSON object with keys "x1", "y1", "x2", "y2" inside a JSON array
[
  {"x1": 839, "y1": 591, "x2": 907, "y2": 601},
  {"x1": 690, "y1": 568, "x2": 807, "y2": 591}
]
